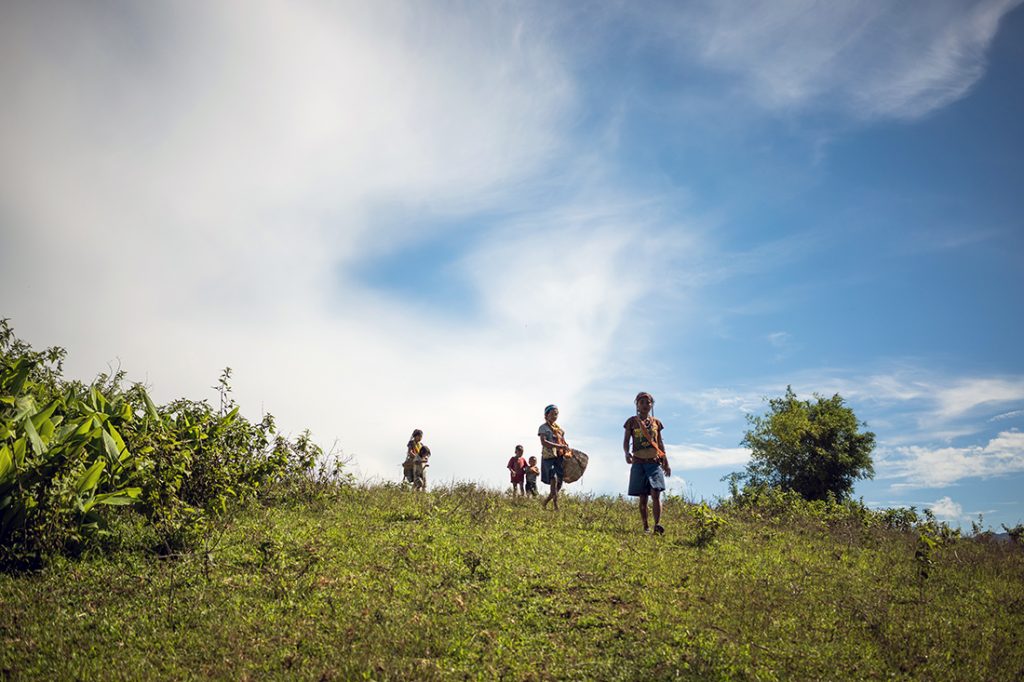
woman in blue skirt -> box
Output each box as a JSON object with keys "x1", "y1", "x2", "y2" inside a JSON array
[
  {"x1": 538, "y1": 404, "x2": 573, "y2": 510},
  {"x1": 623, "y1": 392, "x2": 670, "y2": 534}
]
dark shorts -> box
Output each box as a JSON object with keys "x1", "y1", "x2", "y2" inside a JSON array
[
  {"x1": 541, "y1": 457, "x2": 564, "y2": 485},
  {"x1": 628, "y1": 460, "x2": 666, "y2": 497},
  {"x1": 525, "y1": 480, "x2": 538, "y2": 496}
]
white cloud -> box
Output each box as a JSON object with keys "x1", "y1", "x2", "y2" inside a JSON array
[
  {"x1": 0, "y1": 1, "x2": 571, "y2": 292},
  {"x1": 928, "y1": 496, "x2": 964, "y2": 522},
  {"x1": 0, "y1": 1, "x2": 698, "y2": 490},
  {"x1": 885, "y1": 430, "x2": 1024, "y2": 488},
  {"x1": 658, "y1": 0, "x2": 1022, "y2": 120},
  {"x1": 934, "y1": 379, "x2": 1024, "y2": 421},
  {"x1": 665, "y1": 444, "x2": 751, "y2": 470}
]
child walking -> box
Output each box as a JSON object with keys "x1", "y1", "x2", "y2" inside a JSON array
[
  {"x1": 623, "y1": 392, "x2": 670, "y2": 534},
  {"x1": 525, "y1": 456, "x2": 539, "y2": 497},
  {"x1": 507, "y1": 445, "x2": 527, "y2": 496}
]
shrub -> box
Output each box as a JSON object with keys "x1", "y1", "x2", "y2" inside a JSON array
[
  {"x1": 690, "y1": 501, "x2": 726, "y2": 547},
  {"x1": 0, "y1": 320, "x2": 331, "y2": 566}
]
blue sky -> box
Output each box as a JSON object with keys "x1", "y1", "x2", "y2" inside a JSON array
[{"x1": 1, "y1": 1, "x2": 1022, "y2": 529}]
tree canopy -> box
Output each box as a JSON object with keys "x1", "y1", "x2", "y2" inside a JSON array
[{"x1": 739, "y1": 386, "x2": 876, "y2": 501}]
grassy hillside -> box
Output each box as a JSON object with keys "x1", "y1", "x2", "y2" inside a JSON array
[{"x1": 2, "y1": 484, "x2": 1022, "y2": 681}]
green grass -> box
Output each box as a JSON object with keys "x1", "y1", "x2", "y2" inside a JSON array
[{"x1": 2, "y1": 484, "x2": 1023, "y2": 680}]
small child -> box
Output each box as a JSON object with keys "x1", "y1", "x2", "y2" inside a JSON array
[
  {"x1": 413, "y1": 446, "x2": 430, "y2": 491},
  {"x1": 525, "y1": 456, "x2": 539, "y2": 497},
  {"x1": 507, "y1": 445, "x2": 527, "y2": 496}
]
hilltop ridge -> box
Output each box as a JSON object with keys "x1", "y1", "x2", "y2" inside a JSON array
[{"x1": 3, "y1": 483, "x2": 1023, "y2": 680}]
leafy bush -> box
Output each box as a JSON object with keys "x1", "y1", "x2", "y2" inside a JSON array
[
  {"x1": 739, "y1": 386, "x2": 875, "y2": 501},
  {"x1": 689, "y1": 501, "x2": 726, "y2": 547},
  {"x1": 722, "y1": 480, "x2": 953, "y2": 539},
  {"x1": 0, "y1": 320, "x2": 331, "y2": 567}
]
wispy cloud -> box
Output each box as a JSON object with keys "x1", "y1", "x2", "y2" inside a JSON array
[
  {"x1": 0, "y1": 1, "x2": 697, "y2": 487},
  {"x1": 656, "y1": 0, "x2": 1022, "y2": 120},
  {"x1": 934, "y1": 379, "x2": 1024, "y2": 421},
  {"x1": 766, "y1": 332, "x2": 791, "y2": 348},
  {"x1": 666, "y1": 444, "x2": 751, "y2": 470}
]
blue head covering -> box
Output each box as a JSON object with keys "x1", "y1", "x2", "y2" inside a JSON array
[{"x1": 544, "y1": 404, "x2": 558, "y2": 415}]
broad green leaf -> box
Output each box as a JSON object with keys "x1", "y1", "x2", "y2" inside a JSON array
[
  {"x1": 90, "y1": 387, "x2": 106, "y2": 413},
  {"x1": 13, "y1": 395, "x2": 36, "y2": 422},
  {"x1": 82, "y1": 487, "x2": 141, "y2": 512},
  {"x1": 75, "y1": 417, "x2": 93, "y2": 436},
  {"x1": 39, "y1": 418, "x2": 56, "y2": 444},
  {"x1": 106, "y1": 422, "x2": 130, "y2": 463},
  {"x1": 6, "y1": 359, "x2": 31, "y2": 395},
  {"x1": 30, "y1": 399, "x2": 60, "y2": 430},
  {"x1": 75, "y1": 459, "x2": 105, "y2": 494},
  {"x1": 12, "y1": 437, "x2": 26, "y2": 468},
  {"x1": 23, "y1": 417, "x2": 46, "y2": 455},
  {"x1": 0, "y1": 445, "x2": 12, "y2": 482},
  {"x1": 101, "y1": 429, "x2": 122, "y2": 464},
  {"x1": 141, "y1": 388, "x2": 160, "y2": 421}
]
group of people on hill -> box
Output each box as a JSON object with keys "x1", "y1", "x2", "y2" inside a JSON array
[{"x1": 402, "y1": 392, "x2": 672, "y2": 533}]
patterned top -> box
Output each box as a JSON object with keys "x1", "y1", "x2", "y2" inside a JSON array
[
  {"x1": 624, "y1": 416, "x2": 664, "y2": 459},
  {"x1": 538, "y1": 421, "x2": 565, "y2": 460}
]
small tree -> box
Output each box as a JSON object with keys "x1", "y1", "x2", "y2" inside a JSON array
[{"x1": 739, "y1": 386, "x2": 875, "y2": 501}]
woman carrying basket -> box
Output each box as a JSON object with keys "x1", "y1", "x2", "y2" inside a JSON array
[
  {"x1": 624, "y1": 392, "x2": 671, "y2": 534},
  {"x1": 539, "y1": 404, "x2": 573, "y2": 511}
]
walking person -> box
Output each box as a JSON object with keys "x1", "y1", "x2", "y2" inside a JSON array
[
  {"x1": 525, "y1": 456, "x2": 540, "y2": 497},
  {"x1": 624, "y1": 392, "x2": 670, "y2": 534},
  {"x1": 539, "y1": 404, "x2": 573, "y2": 510},
  {"x1": 507, "y1": 445, "x2": 527, "y2": 496},
  {"x1": 403, "y1": 429, "x2": 425, "y2": 487},
  {"x1": 413, "y1": 446, "x2": 430, "y2": 490}
]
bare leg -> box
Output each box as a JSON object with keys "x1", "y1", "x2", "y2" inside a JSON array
[
  {"x1": 652, "y1": 491, "x2": 662, "y2": 531},
  {"x1": 543, "y1": 478, "x2": 560, "y2": 510},
  {"x1": 639, "y1": 494, "x2": 649, "y2": 531}
]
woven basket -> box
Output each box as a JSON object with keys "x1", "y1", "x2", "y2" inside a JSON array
[{"x1": 561, "y1": 449, "x2": 589, "y2": 484}]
